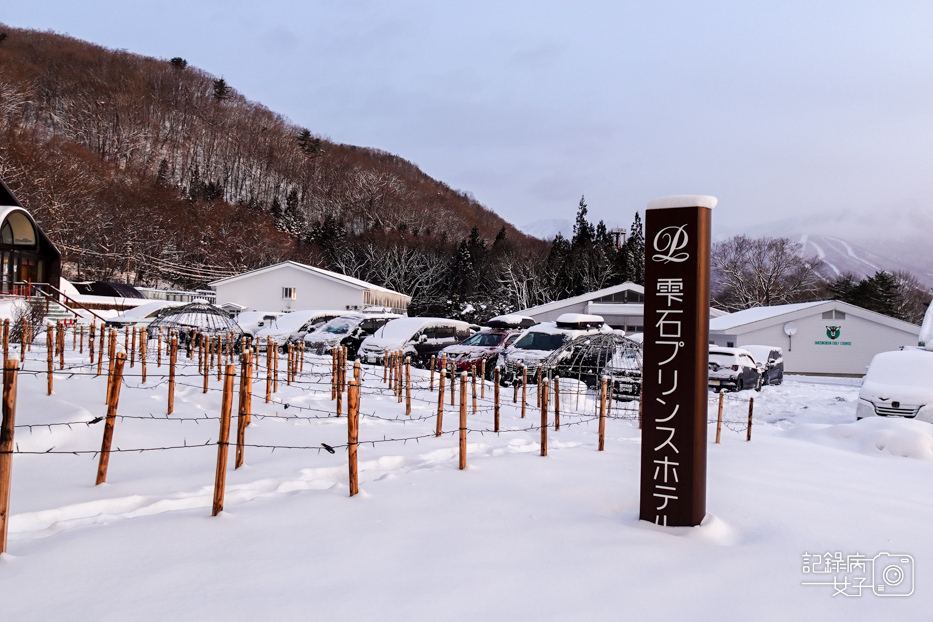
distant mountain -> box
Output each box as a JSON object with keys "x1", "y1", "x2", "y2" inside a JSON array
[
  {"x1": 520, "y1": 218, "x2": 573, "y2": 240},
  {"x1": 723, "y1": 207, "x2": 933, "y2": 288}
]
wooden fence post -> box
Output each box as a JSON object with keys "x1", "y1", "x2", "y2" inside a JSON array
[
  {"x1": 540, "y1": 378, "x2": 548, "y2": 456},
  {"x1": 130, "y1": 327, "x2": 136, "y2": 368},
  {"x1": 436, "y1": 369, "x2": 445, "y2": 437},
  {"x1": 157, "y1": 328, "x2": 162, "y2": 368},
  {"x1": 80, "y1": 324, "x2": 85, "y2": 354},
  {"x1": 459, "y1": 372, "x2": 467, "y2": 470},
  {"x1": 471, "y1": 365, "x2": 477, "y2": 414},
  {"x1": 2, "y1": 318, "x2": 8, "y2": 363},
  {"x1": 212, "y1": 364, "x2": 235, "y2": 516},
  {"x1": 598, "y1": 376, "x2": 607, "y2": 451},
  {"x1": 56, "y1": 321, "x2": 63, "y2": 370},
  {"x1": 480, "y1": 359, "x2": 486, "y2": 399},
  {"x1": 746, "y1": 397, "x2": 754, "y2": 442},
  {"x1": 493, "y1": 367, "x2": 501, "y2": 432},
  {"x1": 168, "y1": 335, "x2": 177, "y2": 415},
  {"x1": 405, "y1": 356, "x2": 411, "y2": 416},
  {"x1": 203, "y1": 337, "x2": 209, "y2": 394},
  {"x1": 348, "y1": 376, "x2": 360, "y2": 496},
  {"x1": 235, "y1": 357, "x2": 248, "y2": 469},
  {"x1": 536, "y1": 368, "x2": 542, "y2": 408},
  {"x1": 336, "y1": 357, "x2": 344, "y2": 416},
  {"x1": 46, "y1": 325, "x2": 53, "y2": 395},
  {"x1": 554, "y1": 376, "x2": 560, "y2": 431},
  {"x1": 521, "y1": 366, "x2": 527, "y2": 419},
  {"x1": 272, "y1": 340, "x2": 279, "y2": 393},
  {"x1": 429, "y1": 355, "x2": 435, "y2": 391},
  {"x1": 95, "y1": 353, "x2": 126, "y2": 485},
  {"x1": 140, "y1": 328, "x2": 147, "y2": 383},
  {"x1": 0, "y1": 360, "x2": 19, "y2": 554},
  {"x1": 716, "y1": 391, "x2": 724, "y2": 444},
  {"x1": 266, "y1": 338, "x2": 273, "y2": 404},
  {"x1": 450, "y1": 362, "x2": 456, "y2": 406},
  {"x1": 20, "y1": 317, "x2": 27, "y2": 363},
  {"x1": 97, "y1": 325, "x2": 105, "y2": 376}
]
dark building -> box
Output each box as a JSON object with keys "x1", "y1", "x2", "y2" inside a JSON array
[{"x1": 0, "y1": 177, "x2": 62, "y2": 295}]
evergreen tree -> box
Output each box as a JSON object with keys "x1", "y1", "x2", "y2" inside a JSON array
[
  {"x1": 169, "y1": 57, "x2": 187, "y2": 69},
  {"x1": 296, "y1": 129, "x2": 323, "y2": 156},
  {"x1": 623, "y1": 212, "x2": 645, "y2": 284},
  {"x1": 212, "y1": 77, "x2": 231, "y2": 101}
]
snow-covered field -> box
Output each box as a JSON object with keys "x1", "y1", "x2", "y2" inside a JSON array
[{"x1": 2, "y1": 337, "x2": 933, "y2": 620}]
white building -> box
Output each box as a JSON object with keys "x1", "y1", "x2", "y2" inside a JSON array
[
  {"x1": 709, "y1": 300, "x2": 921, "y2": 376},
  {"x1": 517, "y1": 282, "x2": 728, "y2": 333},
  {"x1": 209, "y1": 261, "x2": 410, "y2": 314}
]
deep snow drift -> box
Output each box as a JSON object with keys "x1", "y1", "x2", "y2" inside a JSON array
[{"x1": 1, "y1": 337, "x2": 931, "y2": 620}]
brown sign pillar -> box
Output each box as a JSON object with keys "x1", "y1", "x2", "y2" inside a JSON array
[{"x1": 639, "y1": 195, "x2": 716, "y2": 527}]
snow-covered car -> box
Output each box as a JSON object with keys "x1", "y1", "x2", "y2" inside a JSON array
[
  {"x1": 235, "y1": 311, "x2": 283, "y2": 337},
  {"x1": 708, "y1": 346, "x2": 761, "y2": 392},
  {"x1": 253, "y1": 309, "x2": 346, "y2": 350},
  {"x1": 304, "y1": 312, "x2": 401, "y2": 358},
  {"x1": 496, "y1": 313, "x2": 606, "y2": 385},
  {"x1": 743, "y1": 345, "x2": 784, "y2": 385},
  {"x1": 438, "y1": 315, "x2": 536, "y2": 377},
  {"x1": 358, "y1": 317, "x2": 472, "y2": 367},
  {"x1": 856, "y1": 349, "x2": 933, "y2": 423}
]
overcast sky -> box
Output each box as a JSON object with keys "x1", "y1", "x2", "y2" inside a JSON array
[{"x1": 5, "y1": 1, "x2": 933, "y2": 236}]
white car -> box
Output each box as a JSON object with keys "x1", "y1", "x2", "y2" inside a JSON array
[
  {"x1": 857, "y1": 349, "x2": 933, "y2": 423},
  {"x1": 357, "y1": 317, "x2": 472, "y2": 367},
  {"x1": 496, "y1": 313, "x2": 606, "y2": 384},
  {"x1": 253, "y1": 309, "x2": 347, "y2": 348},
  {"x1": 708, "y1": 346, "x2": 762, "y2": 392}
]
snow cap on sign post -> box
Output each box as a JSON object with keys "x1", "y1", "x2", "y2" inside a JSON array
[{"x1": 646, "y1": 195, "x2": 718, "y2": 211}]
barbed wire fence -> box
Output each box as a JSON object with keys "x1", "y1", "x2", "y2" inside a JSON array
[{"x1": 0, "y1": 321, "x2": 761, "y2": 552}]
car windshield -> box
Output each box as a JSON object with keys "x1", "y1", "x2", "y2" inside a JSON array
[
  {"x1": 321, "y1": 317, "x2": 360, "y2": 335},
  {"x1": 514, "y1": 332, "x2": 567, "y2": 351},
  {"x1": 462, "y1": 333, "x2": 505, "y2": 347},
  {"x1": 709, "y1": 353, "x2": 736, "y2": 367}
]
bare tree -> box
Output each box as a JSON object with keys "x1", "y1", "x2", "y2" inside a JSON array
[{"x1": 712, "y1": 236, "x2": 825, "y2": 311}]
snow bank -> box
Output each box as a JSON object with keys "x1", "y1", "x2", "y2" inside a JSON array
[{"x1": 802, "y1": 417, "x2": 933, "y2": 461}]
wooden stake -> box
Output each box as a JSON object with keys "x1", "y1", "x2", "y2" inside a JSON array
[
  {"x1": 157, "y1": 328, "x2": 162, "y2": 368},
  {"x1": 348, "y1": 376, "x2": 360, "y2": 496},
  {"x1": 336, "y1": 359, "x2": 343, "y2": 417},
  {"x1": 429, "y1": 355, "x2": 435, "y2": 391},
  {"x1": 715, "y1": 391, "x2": 724, "y2": 444},
  {"x1": 97, "y1": 325, "x2": 105, "y2": 376},
  {"x1": 20, "y1": 317, "x2": 27, "y2": 363},
  {"x1": 266, "y1": 338, "x2": 273, "y2": 404},
  {"x1": 46, "y1": 325, "x2": 53, "y2": 395},
  {"x1": 140, "y1": 328, "x2": 147, "y2": 383},
  {"x1": 746, "y1": 397, "x2": 755, "y2": 442},
  {"x1": 212, "y1": 364, "x2": 235, "y2": 516},
  {"x1": 436, "y1": 369, "x2": 445, "y2": 437},
  {"x1": 0, "y1": 360, "x2": 19, "y2": 554},
  {"x1": 450, "y1": 362, "x2": 456, "y2": 406},
  {"x1": 203, "y1": 338, "x2": 209, "y2": 395},
  {"x1": 480, "y1": 359, "x2": 485, "y2": 398},
  {"x1": 383, "y1": 350, "x2": 389, "y2": 384},
  {"x1": 493, "y1": 367, "x2": 500, "y2": 432},
  {"x1": 273, "y1": 340, "x2": 279, "y2": 393},
  {"x1": 2, "y1": 318, "x2": 8, "y2": 363},
  {"x1": 79, "y1": 324, "x2": 84, "y2": 354},
  {"x1": 540, "y1": 378, "x2": 548, "y2": 456},
  {"x1": 459, "y1": 372, "x2": 467, "y2": 470},
  {"x1": 95, "y1": 353, "x2": 126, "y2": 485},
  {"x1": 471, "y1": 365, "x2": 477, "y2": 414},
  {"x1": 521, "y1": 366, "x2": 527, "y2": 419},
  {"x1": 168, "y1": 336, "x2": 177, "y2": 415},
  {"x1": 536, "y1": 368, "x2": 542, "y2": 408},
  {"x1": 554, "y1": 376, "x2": 560, "y2": 431},
  {"x1": 130, "y1": 327, "x2": 136, "y2": 368},
  {"x1": 236, "y1": 358, "x2": 248, "y2": 469},
  {"x1": 405, "y1": 356, "x2": 411, "y2": 416},
  {"x1": 57, "y1": 321, "x2": 64, "y2": 370},
  {"x1": 598, "y1": 376, "x2": 607, "y2": 451}
]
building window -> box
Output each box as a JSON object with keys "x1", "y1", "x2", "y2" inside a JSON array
[
  {"x1": 822, "y1": 310, "x2": 846, "y2": 320},
  {"x1": 282, "y1": 287, "x2": 297, "y2": 300}
]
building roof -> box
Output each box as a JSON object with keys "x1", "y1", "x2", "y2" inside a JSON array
[
  {"x1": 519, "y1": 282, "x2": 645, "y2": 317},
  {"x1": 710, "y1": 300, "x2": 921, "y2": 334},
  {"x1": 208, "y1": 261, "x2": 409, "y2": 299}
]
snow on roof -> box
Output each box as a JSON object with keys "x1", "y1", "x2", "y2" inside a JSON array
[
  {"x1": 208, "y1": 261, "x2": 409, "y2": 299},
  {"x1": 109, "y1": 300, "x2": 184, "y2": 322},
  {"x1": 518, "y1": 282, "x2": 644, "y2": 317},
  {"x1": 373, "y1": 316, "x2": 470, "y2": 340},
  {"x1": 710, "y1": 302, "x2": 825, "y2": 331},
  {"x1": 555, "y1": 313, "x2": 604, "y2": 325},
  {"x1": 710, "y1": 300, "x2": 922, "y2": 334}
]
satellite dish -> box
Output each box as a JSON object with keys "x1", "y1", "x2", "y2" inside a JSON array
[{"x1": 783, "y1": 321, "x2": 798, "y2": 337}]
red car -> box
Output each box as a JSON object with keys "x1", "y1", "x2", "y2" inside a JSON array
[{"x1": 439, "y1": 315, "x2": 535, "y2": 378}]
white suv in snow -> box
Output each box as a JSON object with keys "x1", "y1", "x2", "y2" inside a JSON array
[{"x1": 856, "y1": 349, "x2": 933, "y2": 423}]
